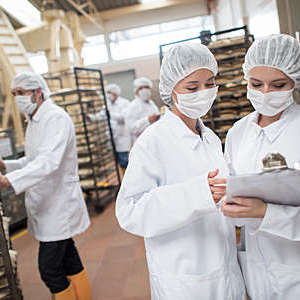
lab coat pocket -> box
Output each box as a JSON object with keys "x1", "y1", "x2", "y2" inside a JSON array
[
  {"x1": 268, "y1": 262, "x2": 300, "y2": 299},
  {"x1": 27, "y1": 180, "x2": 54, "y2": 216},
  {"x1": 149, "y1": 267, "x2": 228, "y2": 300}
]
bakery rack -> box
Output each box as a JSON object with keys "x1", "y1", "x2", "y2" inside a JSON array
[
  {"x1": 44, "y1": 67, "x2": 121, "y2": 211},
  {"x1": 0, "y1": 202, "x2": 23, "y2": 299},
  {"x1": 0, "y1": 129, "x2": 26, "y2": 229}
]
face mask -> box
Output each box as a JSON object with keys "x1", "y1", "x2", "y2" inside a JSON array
[
  {"x1": 108, "y1": 93, "x2": 116, "y2": 102},
  {"x1": 247, "y1": 87, "x2": 294, "y2": 116},
  {"x1": 15, "y1": 95, "x2": 37, "y2": 115},
  {"x1": 174, "y1": 86, "x2": 218, "y2": 119},
  {"x1": 138, "y1": 88, "x2": 151, "y2": 101}
]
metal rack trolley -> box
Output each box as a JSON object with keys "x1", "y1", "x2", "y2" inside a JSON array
[
  {"x1": 0, "y1": 129, "x2": 26, "y2": 229},
  {"x1": 47, "y1": 67, "x2": 121, "y2": 211}
]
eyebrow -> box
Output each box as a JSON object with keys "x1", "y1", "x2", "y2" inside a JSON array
[
  {"x1": 250, "y1": 77, "x2": 288, "y2": 83},
  {"x1": 186, "y1": 77, "x2": 215, "y2": 84}
]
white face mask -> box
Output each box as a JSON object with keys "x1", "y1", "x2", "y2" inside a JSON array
[
  {"x1": 174, "y1": 86, "x2": 218, "y2": 119},
  {"x1": 138, "y1": 88, "x2": 151, "y2": 101},
  {"x1": 108, "y1": 93, "x2": 116, "y2": 102},
  {"x1": 247, "y1": 87, "x2": 294, "y2": 116},
  {"x1": 15, "y1": 95, "x2": 37, "y2": 115}
]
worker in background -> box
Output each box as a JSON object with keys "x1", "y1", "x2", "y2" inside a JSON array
[
  {"x1": 116, "y1": 44, "x2": 245, "y2": 299},
  {"x1": 0, "y1": 73, "x2": 91, "y2": 300},
  {"x1": 126, "y1": 77, "x2": 160, "y2": 144},
  {"x1": 222, "y1": 34, "x2": 300, "y2": 300},
  {"x1": 87, "y1": 83, "x2": 131, "y2": 172}
]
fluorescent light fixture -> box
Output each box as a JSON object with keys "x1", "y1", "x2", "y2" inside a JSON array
[{"x1": 0, "y1": 0, "x2": 41, "y2": 28}]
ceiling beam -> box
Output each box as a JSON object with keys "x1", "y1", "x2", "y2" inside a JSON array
[
  {"x1": 99, "y1": 0, "x2": 202, "y2": 20},
  {"x1": 64, "y1": 0, "x2": 104, "y2": 30},
  {"x1": 79, "y1": 0, "x2": 207, "y2": 35}
]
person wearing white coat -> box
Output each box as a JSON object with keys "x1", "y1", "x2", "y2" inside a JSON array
[
  {"x1": 222, "y1": 34, "x2": 300, "y2": 300},
  {"x1": 87, "y1": 83, "x2": 131, "y2": 169},
  {"x1": 0, "y1": 73, "x2": 91, "y2": 300},
  {"x1": 116, "y1": 44, "x2": 245, "y2": 300},
  {"x1": 126, "y1": 77, "x2": 160, "y2": 144}
]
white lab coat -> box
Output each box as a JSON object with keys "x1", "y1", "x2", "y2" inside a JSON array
[
  {"x1": 126, "y1": 96, "x2": 159, "y2": 144},
  {"x1": 225, "y1": 102, "x2": 300, "y2": 300},
  {"x1": 89, "y1": 96, "x2": 131, "y2": 152},
  {"x1": 116, "y1": 110, "x2": 245, "y2": 300},
  {"x1": 5, "y1": 99, "x2": 90, "y2": 242}
]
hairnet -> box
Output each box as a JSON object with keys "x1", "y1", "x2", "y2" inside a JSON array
[
  {"x1": 11, "y1": 72, "x2": 51, "y2": 99},
  {"x1": 159, "y1": 43, "x2": 218, "y2": 107},
  {"x1": 243, "y1": 34, "x2": 300, "y2": 88},
  {"x1": 134, "y1": 77, "x2": 153, "y2": 92},
  {"x1": 106, "y1": 83, "x2": 121, "y2": 96}
]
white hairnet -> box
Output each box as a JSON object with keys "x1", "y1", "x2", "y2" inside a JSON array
[
  {"x1": 106, "y1": 83, "x2": 121, "y2": 96},
  {"x1": 134, "y1": 77, "x2": 153, "y2": 92},
  {"x1": 11, "y1": 72, "x2": 51, "y2": 99},
  {"x1": 243, "y1": 34, "x2": 300, "y2": 88},
  {"x1": 159, "y1": 43, "x2": 218, "y2": 107}
]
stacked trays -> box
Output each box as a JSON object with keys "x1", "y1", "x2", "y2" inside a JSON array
[
  {"x1": 204, "y1": 35, "x2": 254, "y2": 145},
  {"x1": 45, "y1": 68, "x2": 121, "y2": 211},
  {"x1": 0, "y1": 203, "x2": 23, "y2": 299},
  {"x1": 0, "y1": 129, "x2": 26, "y2": 228}
]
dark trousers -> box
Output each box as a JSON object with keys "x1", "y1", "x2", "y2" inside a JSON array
[
  {"x1": 116, "y1": 151, "x2": 129, "y2": 168},
  {"x1": 38, "y1": 238, "x2": 84, "y2": 294}
]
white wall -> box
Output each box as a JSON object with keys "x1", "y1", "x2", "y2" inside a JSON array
[{"x1": 93, "y1": 54, "x2": 161, "y2": 81}]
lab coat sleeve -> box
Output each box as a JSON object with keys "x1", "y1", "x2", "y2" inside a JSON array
[
  {"x1": 256, "y1": 203, "x2": 300, "y2": 241},
  {"x1": 116, "y1": 143, "x2": 216, "y2": 238},
  {"x1": 126, "y1": 109, "x2": 150, "y2": 138},
  {"x1": 110, "y1": 111, "x2": 124, "y2": 124},
  {"x1": 6, "y1": 113, "x2": 72, "y2": 195},
  {"x1": 224, "y1": 128, "x2": 235, "y2": 176},
  {"x1": 4, "y1": 157, "x2": 29, "y2": 173}
]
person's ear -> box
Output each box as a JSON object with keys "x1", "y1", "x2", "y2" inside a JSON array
[
  {"x1": 34, "y1": 88, "x2": 43, "y2": 102},
  {"x1": 171, "y1": 90, "x2": 177, "y2": 104}
]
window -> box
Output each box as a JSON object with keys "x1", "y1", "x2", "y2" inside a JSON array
[
  {"x1": 110, "y1": 15, "x2": 215, "y2": 60},
  {"x1": 249, "y1": 4, "x2": 280, "y2": 37},
  {"x1": 0, "y1": 0, "x2": 41, "y2": 28},
  {"x1": 28, "y1": 52, "x2": 48, "y2": 74},
  {"x1": 81, "y1": 34, "x2": 109, "y2": 66}
]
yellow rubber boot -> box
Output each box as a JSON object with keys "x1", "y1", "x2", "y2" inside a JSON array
[
  {"x1": 68, "y1": 269, "x2": 91, "y2": 300},
  {"x1": 52, "y1": 282, "x2": 76, "y2": 300}
]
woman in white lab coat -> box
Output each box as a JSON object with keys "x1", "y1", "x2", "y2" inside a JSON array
[
  {"x1": 222, "y1": 34, "x2": 300, "y2": 300},
  {"x1": 116, "y1": 44, "x2": 245, "y2": 300}
]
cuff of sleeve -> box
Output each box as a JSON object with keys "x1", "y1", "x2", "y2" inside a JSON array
[
  {"x1": 4, "y1": 160, "x2": 18, "y2": 173},
  {"x1": 5, "y1": 173, "x2": 23, "y2": 195},
  {"x1": 186, "y1": 173, "x2": 216, "y2": 211},
  {"x1": 255, "y1": 203, "x2": 277, "y2": 234},
  {"x1": 145, "y1": 116, "x2": 151, "y2": 127}
]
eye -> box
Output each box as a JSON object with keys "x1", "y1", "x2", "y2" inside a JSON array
[
  {"x1": 273, "y1": 83, "x2": 286, "y2": 89},
  {"x1": 251, "y1": 82, "x2": 262, "y2": 87},
  {"x1": 186, "y1": 87, "x2": 198, "y2": 91}
]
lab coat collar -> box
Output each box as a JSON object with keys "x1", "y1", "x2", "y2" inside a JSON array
[
  {"x1": 164, "y1": 109, "x2": 209, "y2": 150},
  {"x1": 249, "y1": 103, "x2": 297, "y2": 143},
  {"x1": 31, "y1": 99, "x2": 53, "y2": 123}
]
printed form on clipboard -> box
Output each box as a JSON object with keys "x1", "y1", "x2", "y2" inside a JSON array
[{"x1": 226, "y1": 153, "x2": 300, "y2": 206}]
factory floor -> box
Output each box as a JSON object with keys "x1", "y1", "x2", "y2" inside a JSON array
[{"x1": 12, "y1": 202, "x2": 150, "y2": 300}]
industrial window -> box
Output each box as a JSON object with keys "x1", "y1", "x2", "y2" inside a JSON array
[
  {"x1": 0, "y1": 0, "x2": 41, "y2": 28},
  {"x1": 82, "y1": 34, "x2": 109, "y2": 66},
  {"x1": 109, "y1": 15, "x2": 215, "y2": 61}
]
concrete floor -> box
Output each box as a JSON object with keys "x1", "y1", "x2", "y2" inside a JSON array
[{"x1": 12, "y1": 202, "x2": 150, "y2": 300}]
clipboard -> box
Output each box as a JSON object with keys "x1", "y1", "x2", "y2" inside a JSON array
[{"x1": 226, "y1": 168, "x2": 300, "y2": 206}]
